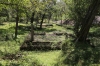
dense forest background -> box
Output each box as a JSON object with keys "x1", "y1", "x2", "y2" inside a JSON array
[{"x1": 0, "y1": 0, "x2": 100, "y2": 66}]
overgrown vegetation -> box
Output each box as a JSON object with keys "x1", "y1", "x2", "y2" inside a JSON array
[
  {"x1": 0, "y1": 22, "x2": 65, "y2": 66},
  {"x1": 0, "y1": 0, "x2": 100, "y2": 66},
  {"x1": 55, "y1": 26, "x2": 100, "y2": 66}
]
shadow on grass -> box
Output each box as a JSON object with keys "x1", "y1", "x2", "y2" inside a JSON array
[
  {"x1": 9, "y1": 25, "x2": 57, "y2": 34},
  {"x1": 8, "y1": 25, "x2": 30, "y2": 35},
  {"x1": 18, "y1": 25, "x2": 31, "y2": 31},
  {"x1": 0, "y1": 25, "x2": 30, "y2": 41},
  {"x1": 0, "y1": 29, "x2": 14, "y2": 41},
  {"x1": 35, "y1": 28, "x2": 57, "y2": 32},
  {"x1": 0, "y1": 23, "x2": 5, "y2": 25},
  {"x1": 9, "y1": 25, "x2": 31, "y2": 31},
  {"x1": 63, "y1": 25, "x2": 74, "y2": 30},
  {"x1": 0, "y1": 29, "x2": 7, "y2": 34}
]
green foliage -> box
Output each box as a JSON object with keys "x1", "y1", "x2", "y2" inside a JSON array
[
  {"x1": 55, "y1": 26, "x2": 100, "y2": 66},
  {"x1": 64, "y1": 0, "x2": 94, "y2": 36},
  {"x1": 0, "y1": 22, "x2": 64, "y2": 66},
  {"x1": 0, "y1": 17, "x2": 7, "y2": 23},
  {"x1": 56, "y1": 39, "x2": 100, "y2": 66}
]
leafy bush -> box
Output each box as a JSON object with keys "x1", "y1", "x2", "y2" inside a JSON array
[
  {"x1": 0, "y1": 33, "x2": 14, "y2": 41},
  {"x1": 0, "y1": 35, "x2": 5, "y2": 41},
  {"x1": 8, "y1": 17, "x2": 16, "y2": 22},
  {"x1": 0, "y1": 17, "x2": 7, "y2": 24},
  {"x1": 56, "y1": 38, "x2": 100, "y2": 66}
]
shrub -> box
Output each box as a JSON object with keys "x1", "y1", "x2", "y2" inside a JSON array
[{"x1": 0, "y1": 17, "x2": 7, "y2": 24}]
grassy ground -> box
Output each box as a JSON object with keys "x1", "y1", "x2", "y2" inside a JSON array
[
  {"x1": 0, "y1": 22, "x2": 68, "y2": 66},
  {"x1": 22, "y1": 50, "x2": 61, "y2": 66},
  {"x1": 1, "y1": 22, "x2": 100, "y2": 66},
  {"x1": 0, "y1": 50, "x2": 61, "y2": 66}
]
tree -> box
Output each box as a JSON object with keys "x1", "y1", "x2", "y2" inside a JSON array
[
  {"x1": 77, "y1": 0, "x2": 100, "y2": 42},
  {"x1": 40, "y1": 13, "x2": 45, "y2": 29},
  {"x1": 51, "y1": 0, "x2": 67, "y2": 22},
  {"x1": 0, "y1": 0, "x2": 31, "y2": 39},
  {"x1": 29, "y1": 0, "x2": 42, "y2": 41},
  {"x1": 30, "y1": 12, "x2": 35, "y2": 41},
  {"x1": 66, "y1": 0, "x2": 100, "y2": 42},
  {"x1": 0, "y1": 0, "x2": 19, "y2": 39},
  {"x1": 12, "y1": 0, "x2": 31, "y2": 39}
]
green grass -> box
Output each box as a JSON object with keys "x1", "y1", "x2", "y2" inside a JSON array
[
  {"x1": 0, "y1": 22, "x2": 65, "y2": 66},
  {"x1": 23, "y1": 50, "x2": 61, "y2": 66},
  {"x1": 0, "y1": 41, "x2": 61, "y2": 66},
  {"x1": 35, "y1": 24, "x2": 67, "y2": 33},
  {"x1": 1, "y1": 22, "x2": 100, "y2": 66},
  {"x1": 52, "y1": 24, "x2": 66, "y2": 32},
  {"x1": 0, "y1": 50, "x2": 61, "y2": 66}
]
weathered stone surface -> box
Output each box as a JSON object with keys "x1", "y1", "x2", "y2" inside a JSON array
[{"x1": 20, "y1": 41, "x2": 62, "y2": 51}]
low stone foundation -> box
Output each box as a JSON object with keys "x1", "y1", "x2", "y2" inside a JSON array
[{"x1": 20, "y1": 41, "x2": 62, "y2": 51}]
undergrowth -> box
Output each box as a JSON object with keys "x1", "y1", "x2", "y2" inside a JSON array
[
  {"x1": 0, "y1": 22, "x2": 63, "y2": 66},
  {"x1": 55, "y1": 38, "x2": 100, "y2": 66}
]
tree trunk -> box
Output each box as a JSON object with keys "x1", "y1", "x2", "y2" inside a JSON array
[
  {"x1": 40, "y1": 13, "x2": 45, "y2": 29},
  {"x1": 15, "y1": 6, "x2": 19, "y2": 39},
  {"x1": 36, "y1": 16, "x2": 39, "y2": 28},
  {"x1": 7, "y1": 10, "x2": 10, "y2": 21},
  {"x1": 61, "y1": 13, "x2": 63, "y2": 26},
  {"x1": 77, "y1": 0, "x2": 100, "y2": 42},
  {"x1": 26, "y1": 12, "x2": 29, "y2": 24},
  {"x1": 55, "y1": 14, "x2": 58, "y2": 23},
  {"x1": 31, "y1": 12, "x2": 35, "y2": 41},
  {"x1": 48, "y1": 13, "x2": 52, "y2": 24}
]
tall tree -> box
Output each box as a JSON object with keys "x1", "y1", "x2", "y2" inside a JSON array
[
  {"x1": 0, "y1": 0, "x2": 31, "y2": 39},
  {"x1": 30, "y1": 12, "x2": 35, "y2": 41},
  {"x1": 15, "y1": 5, "x2": 19, "y2": 39},
  {"x1": 77, "y1": 0, "x2": 100, "y2": 42},
  {"x1": 40, "y1": 13, "x2": 45, "y2": 29},
  {"x1": 66, "y1": 0, "x2": 100, "y2": 42}
]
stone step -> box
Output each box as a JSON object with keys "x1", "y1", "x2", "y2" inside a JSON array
[{"x1": 20, "y1": 41, "x2": 62, "y2": 51}]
